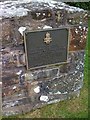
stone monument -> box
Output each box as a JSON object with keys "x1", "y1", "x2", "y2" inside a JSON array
[{"x1": 1, "y1": 0, "x2": 88, "y2": 116}]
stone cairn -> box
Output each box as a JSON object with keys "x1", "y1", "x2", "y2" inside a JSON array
[{"x1": 0, "y1": 0, "x2": 88, "y2": 116}]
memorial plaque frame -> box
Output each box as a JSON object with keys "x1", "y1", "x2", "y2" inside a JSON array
[{"x1": 24, "y1": 28, "x2": 70, "y2": 70}]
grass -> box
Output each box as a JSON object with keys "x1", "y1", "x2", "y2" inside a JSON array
[{"x1": 3, "y1": 20, "x2": 89, "y2": 119}]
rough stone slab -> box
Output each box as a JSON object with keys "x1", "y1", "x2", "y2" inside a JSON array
[
  {"x1": 2, "y1": 51, "x2": 84, "y2": 116},
  {"x1": 1, "y1": 0, "x2": 88, "y2": 116}
]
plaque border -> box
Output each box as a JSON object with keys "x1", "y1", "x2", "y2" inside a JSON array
[{"x1": 24, "y1": 27, "x2": 70, "y2": 70}]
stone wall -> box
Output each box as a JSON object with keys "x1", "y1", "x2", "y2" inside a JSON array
[{"x1": 1, "y1": 0, "x2": 88, "y2": 116}]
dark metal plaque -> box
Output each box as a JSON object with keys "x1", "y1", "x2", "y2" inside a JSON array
[{"x1": 24, "y1": 28, "x2": 69, "y2": 70}]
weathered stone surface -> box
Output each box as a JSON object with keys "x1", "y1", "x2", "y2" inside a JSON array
[
  {"x1": 2, "y1": 50, "x2": 85, "y2": 116},
  {"x1": 69, "y1": 26, "x2": 88, "y2": 51},
  {"x1": 1, "y1": 1, "x2": 88, "y2": 48},
  {"x1": 1, "y1": 0, "x2": 88, "y2": 116}
]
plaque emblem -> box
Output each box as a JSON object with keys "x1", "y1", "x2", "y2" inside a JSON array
[{"x1": 44, "y1": 32, "x2": 52, "y2": 44}]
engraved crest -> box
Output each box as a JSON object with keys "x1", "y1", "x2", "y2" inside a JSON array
[{"x1": 44, "y1": 32, "x2": 52, "y2": 44}]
